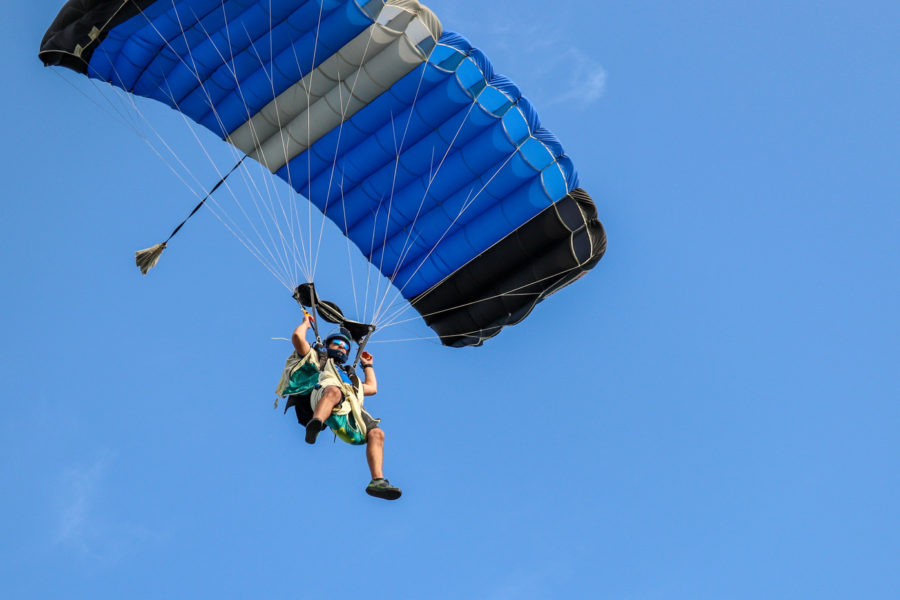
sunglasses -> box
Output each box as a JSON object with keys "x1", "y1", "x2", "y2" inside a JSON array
[{"x1": 329, "y1": 339, "x2": 350, "y2": 351}]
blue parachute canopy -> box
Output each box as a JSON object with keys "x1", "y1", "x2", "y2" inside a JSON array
[{"x1": 40, "y1": 0, "x2": 605, "y2": 346}]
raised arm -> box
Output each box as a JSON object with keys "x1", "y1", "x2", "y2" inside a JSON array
[
  {"x1": 360, "y1": 351, "x2": 377, "y2": 396},
  {"x1": 291, "y1": 313, "x2": 314, "y2": 355}
]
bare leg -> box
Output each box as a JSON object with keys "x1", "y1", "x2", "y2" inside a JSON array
[
  {"x1": 306, "y1": 386, "x2": 342, "y2": 444},
  {"x1": 366, "y1": 428, "x2": 385, "y2": 480},
  {"x1": 312, "y1": 386, "x2": 342, "y2": 422},
  {"x1": 364, "y1": 428, "x2": 401, "y2": 499}
]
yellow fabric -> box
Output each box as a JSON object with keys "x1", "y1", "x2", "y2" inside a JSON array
[
  {"x1": 274, "y1": 348, "x2": 317, "y2": 399},
  {"x1": 315, "y1": 356, "x2": 368, "y2": 439},
  {"x1": 275, "y1": 347, "x2": 368, "y2": 439}
]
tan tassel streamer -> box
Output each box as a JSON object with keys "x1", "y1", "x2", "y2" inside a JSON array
[
  {"x1": 132, "y1": 156, "x2": 246, "y2": 275},
  {"x1": 135, "y1": 242, "x2": 167, "y2": 275}
]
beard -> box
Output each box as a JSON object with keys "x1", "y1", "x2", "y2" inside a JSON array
[{"x1": 326, "y1": 347, "x2": 348, "y2": 364}]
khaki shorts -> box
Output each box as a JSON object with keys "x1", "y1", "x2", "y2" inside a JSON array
[{"x1": 310, "y1": 384, "x2": 379, "y2": 430}]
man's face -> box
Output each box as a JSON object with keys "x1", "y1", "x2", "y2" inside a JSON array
[{"x1": 329, "y1": 339, "x2": 350, "y2": 353}]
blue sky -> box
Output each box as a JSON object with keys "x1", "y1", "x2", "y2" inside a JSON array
[{"x1": 2, "y1": 1, "x2": 898, "y2": 598}]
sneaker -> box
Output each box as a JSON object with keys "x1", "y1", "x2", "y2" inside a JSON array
[
  {"x1": 365, "y1": 478, "x2": 402, "y2": 500},
  {"x1": 305, "y1": 418, "x2": 324, "y2": 444}
]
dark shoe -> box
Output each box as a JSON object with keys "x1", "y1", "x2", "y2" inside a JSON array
[
  {"x1": 366, "y1": 478, "x2": 402, "y2": 500},
  {"x1": 305, "y1": 418, "x2": 324, "y2": 444}
]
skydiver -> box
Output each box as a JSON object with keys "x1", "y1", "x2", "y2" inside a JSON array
[{"x1": 276, "y1": 313, "x2": 402, "y2": 500}]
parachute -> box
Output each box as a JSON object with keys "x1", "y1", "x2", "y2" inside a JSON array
[{"x1": 39, "y1": 0, "x2": 606, "y2": 347}]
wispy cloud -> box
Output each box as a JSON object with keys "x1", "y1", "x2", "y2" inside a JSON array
[
  {"x1": 56, "y1": 454, "x2": 110, "y2": 555},
  {"x1": 486, "y1": 563, "x2": 568, "y2": 600},
  {"x1": 451, "y1": 16, "x2": 607, "y2": 110},
  {"x1": 538, "y1": 47, "x2": 607, "y2": 108},
  {"x1": 55, "y1": 453, "x2": 165, "y2": 564}
]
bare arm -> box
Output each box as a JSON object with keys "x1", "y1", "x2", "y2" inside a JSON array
[
  {"x1": 291, "y1": 313, "x2": 313, "y2": 355},
  {"x1": 360, "y1": 351, "x2": 377, "y2": 396}
]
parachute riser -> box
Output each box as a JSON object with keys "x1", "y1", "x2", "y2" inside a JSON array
[
  {"x1": 351, "y1": 325, "x2": 377, "y2": 370},
  {"x1": 292, "y1": 283, "x2": 374, "y2": 358},
  {"x1": 301, "y1": 308, "x2": 322, "y2": 346}
]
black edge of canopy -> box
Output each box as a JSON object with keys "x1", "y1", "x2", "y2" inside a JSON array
[
  {"x1": 39, "y1": 0, "x2": 158, "y2": 72},
  {"x1": 293, "y1": 283, "x2": 374, "y2": 343},
  {"x1": 410, "y1": 188, "x2": 606, "y2": 348}
]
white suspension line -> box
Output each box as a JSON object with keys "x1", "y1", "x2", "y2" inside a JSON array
[
  {"x1": 305, "y1": 0, "x2": 328, "y2": 279},
  {"x1": 337, "y1": 176, "x2": 362, "y2": 319},
  {"x1": 376, "y1": 263, "x2": 584, "y2": 334},
  {"x1": 100, "y1": 73, "x2": 295, "y2": 289},
  {"x1": 64, "y1": 70, "x2": 203, "y2": 201},
  {"x1": 371, "y1": 98, "x2": 482, "y2": 323},
  {"x1": 378, "y1": 136, "x2": 523, "y2": 320},
  {"x1": 188, "y1": 4, "x2": 299, "y2": 283},
  {"x1": 127, "y1": 3, "x2": 296, "y2": 284},
  {"x1": 363, "y1": 61, "x2": 435, "y2": 321},
  {"x1": 373, "y1": 163, "x2": 527, "y2": 329},
  {"x1": 227, "y1": 4, "x2": 319, "y2": 284},
  {"x1": 311, "y1": 18, "x2": 381, "y2": 284},
  {"x1": 368, "y1": 111, "x2": 403, "y2": 322}
]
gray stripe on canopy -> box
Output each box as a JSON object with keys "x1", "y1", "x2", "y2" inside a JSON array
[{"x1": 227, "y1": 0, "x2": 442, "y2": 174}]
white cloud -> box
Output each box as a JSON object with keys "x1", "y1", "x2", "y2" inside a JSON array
[
  {"x1": 454, "y1": 15, "x2": 608, "y2": 110},
  {"x1": 55, "y1": 453, "x2": 165, "y2": 564},
  {"x1": 486, "y1": 563, "x2": 567, "y2": 600},
  {"x1": 56, "y1": 455, "x2": 110, "y2": 556},
  {"x1": 532, "y1": 47, "x2": 608, "y2": 109}
]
